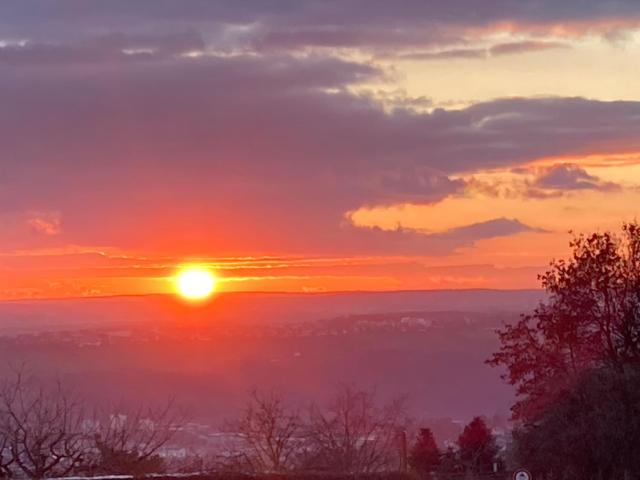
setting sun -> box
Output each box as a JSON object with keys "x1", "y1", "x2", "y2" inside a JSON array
[{"x1": 175, "y1": 267, "x2": 217, "y2": 300}]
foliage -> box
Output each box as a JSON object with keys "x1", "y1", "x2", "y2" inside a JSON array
[
  {"x1": 72, "y1": 474, "x2": 416, "y2": 480},
  {"x1": 513, "y1": 365, "x2": 640, "y2": 479},
  {"x1": 407, "y1": 428, "x2": 440, "y2": 479},
  {"x1": 489, "y1": 222, "x2": 640, "y2": 419},
  {"x1": 456, "y1": 417, "x2": 497, "y2": 475},
  {"x1": 489, "y1": 222, "x2": 640, "y2": 478},
  {"x1": 435, "y1": 447, "x2": 463, "y2": 478},
  {"x1": 92, "y1": 442, "x2": 166, "y2": 476}
]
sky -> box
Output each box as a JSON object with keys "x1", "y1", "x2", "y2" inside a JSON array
[{"x1": 2, "y1": 0, "x2": 640, "y2": 299}]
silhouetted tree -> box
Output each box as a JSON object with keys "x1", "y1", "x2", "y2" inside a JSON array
[
  {"x1": 304, "y1": 385, "x2": 407, "y2": 473},
  {"x1": 408, "y1": 428, "x2": 440, "y2": 479},
  {"x1": 229, "y1": 390, "x2": 301, "y2": 473},
  {"x1": 457, "y1": 417, "x2": 497, "y2": 475},
  {"x1": 0, "y1": 432, "x2": 12, "y2": 478},
  {"x1": 513, "y1": 366, "x2": 640, "y2": 479},
  {"x1": 0, "y1": 369, "x2": 87, "y2": 478}
]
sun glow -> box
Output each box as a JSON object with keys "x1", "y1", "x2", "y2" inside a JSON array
[{"x1": 175, "y1": 267, "x2": 217, "y2": 300}]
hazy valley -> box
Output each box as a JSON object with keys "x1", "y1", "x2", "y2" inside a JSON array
[{"x1": 0, "y1": 290, "x2": 543, "y2": 424}]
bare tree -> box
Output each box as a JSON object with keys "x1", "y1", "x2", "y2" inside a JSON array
[
  {"x1": 228, "y1": 390, "x2": 302, "y2": 473},
  {"x1": 0, "y1": 430, "x2": 13, "y2": 478},
  {"x1": 304, "y1": 384, "x2": 407, "y2": 474},
  {"x1": 0, "y1": 369, "x2": 87, "y2": 478},
  {"x1": 87, "y1": 400, "x2": 183, "y2": 475}
]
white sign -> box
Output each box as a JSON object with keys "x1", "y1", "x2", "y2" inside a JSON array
[{"x1": 513, "y1": 468, "x2": 532, "y2": 480}]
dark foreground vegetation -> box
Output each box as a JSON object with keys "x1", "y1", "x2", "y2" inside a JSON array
[
  {"x1": 0, "y1": 372, "x2": 503, "y2": 479},
  {"x1": 3, "y1": 222, "x2": 640, "y2": 479},
  {"x1": 490, "y1": 222, "x2": 640, "y2": 479},
  {"x1": 35, "y1": 474, "x2": 502, "y2": 480}
]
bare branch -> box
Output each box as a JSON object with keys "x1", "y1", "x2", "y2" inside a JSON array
[{"x1": 226, "y1": 390, "x2": 302, "y2": 473}]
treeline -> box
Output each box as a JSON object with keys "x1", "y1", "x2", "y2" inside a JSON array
[
  {"x1": 0, "y1": 336, "x2": 509, "y2": 478},
  {"x1": 0, "y1": 372, "x2": 503, "y2": 480},
  {"x1": 220, "y1": 387, "x2": 502, "y2": 479}
]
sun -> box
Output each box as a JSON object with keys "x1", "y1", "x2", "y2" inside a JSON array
[{"x1": 175, "y1": 267, "x2": 217, "y2": 300}]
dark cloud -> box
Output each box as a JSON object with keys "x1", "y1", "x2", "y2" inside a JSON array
[
  {"x1": 339, "y1": 218, "x2": 542, "y2": 255},
  {"x1": 1, "y1": 52, "x2": 639, "y2": 254},
  {"x1": 0, "y1": 1, "x2": 638, "y2": 53},
  {"x1": 322, "y1": 218, "x2": 535, "y2": 256},
  {"x1": 364, "y1": 168, "x2": 465, "y2": 205},
  {"x1": 0, "y1": 31, "x2": 204, "y2": 65},
  {"x1": 533, "y1": 164, "x2": 620, "y2": 191},
  {"x1": 441, "y1": 217, "x2": 543, "y2": 238},
  {"x1": 2, "y1": 0, "x2": 638, "y2": 25},
  {"x1": 468, "y1": 162, "x2": 623, "y2": 200}
]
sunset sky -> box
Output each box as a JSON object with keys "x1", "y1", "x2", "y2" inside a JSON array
[{"x1": 2, "y1": 1, "x2": 640, "y2": 299}]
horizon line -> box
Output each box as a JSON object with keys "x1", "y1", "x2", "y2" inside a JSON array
[{"x1": 0, "y1": 287, "x2": 545, "y2": 304}]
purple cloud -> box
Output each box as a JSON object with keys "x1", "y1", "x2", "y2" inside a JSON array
[
  {"x1": 1, "y1": 50, "x2": 639, "y2": 254},
  {"x1": 335, "y1": 218, "x2": 542, "y2": 255},
  {"x1": 441, "y1": 217, "x2": 544, "y2": 238},
  {"x1": 533, "y1": 164, "x2": 620, "y2": 191},
  {"x1": 0, "y1": 31, "x2": 204, "y2": 66},
  {"x1": 0, "y1": 1, "x2": 638, "y2": 54}
]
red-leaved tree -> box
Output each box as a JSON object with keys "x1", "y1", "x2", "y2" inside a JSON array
[
  {"x1": 408, "y1": 427, "x2": 440, "y2": 479},
  {"x1": 488, "y1": 222, "x2": 640, "y2": 419},
  {"x1": 457, "y1": 417, "x2": 497, "y2": 475},
  {"x1": 489, "y1": 222, "x2": 640, "y2": 478}
]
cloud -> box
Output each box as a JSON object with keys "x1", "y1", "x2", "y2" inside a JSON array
[
  {"x1": 0, "y1": 211, "x2": 61, "y2": 247},
  {"x1": 0, "y1": 1, "x2": 638, "y2": 54},
  {"x1": 396, "y1": 40, "x2": 570, "y2": 61},
  {"x1": 339, "y1": 217, "x2": 542, "y2": 255},
  {"x1": 0, "y1": 31, "x2": 205, "y2": 66},
  {"x1": 441, "y1": 217, "x2": 543, "y2": 238},
  {"x1": 0, "y1": 1, "x2": 638, "y2": 298},
  {"x1": 463, "y1": 162, "x2": 623, "y2": 201},
  {"x1": 249, "y1": 2, "x2": 640, "y2": 52},
  {"x1": 27, "y1": 211, "x2": 61, "y2": 236},
  {"x1": 364, "y1": 168, "x2": 465, "y2": 205},
  {"x1": 398, "y1": 48, "x2": 487, "y2": 61},
  {"x1": 489, "y1": 40, "x2": 570, "y2": 56},
  {"x1": 1, "y1": 50, "x2": 640, "y2": 255},
  {"x1": 533, "y1": 164, "x2": 620, "y2": 192}
]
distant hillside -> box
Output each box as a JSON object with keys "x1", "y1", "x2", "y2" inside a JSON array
[
  {"x1": 0, "y1": 290, "x2": 544, "y2": 423},
  {"x1": 0, "y1": 289, "x2": 544, "y2": 334}
]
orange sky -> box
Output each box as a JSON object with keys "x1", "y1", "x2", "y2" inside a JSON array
[{"x1": 1, "y1": 2, "x2": 640, "y2": 299}]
